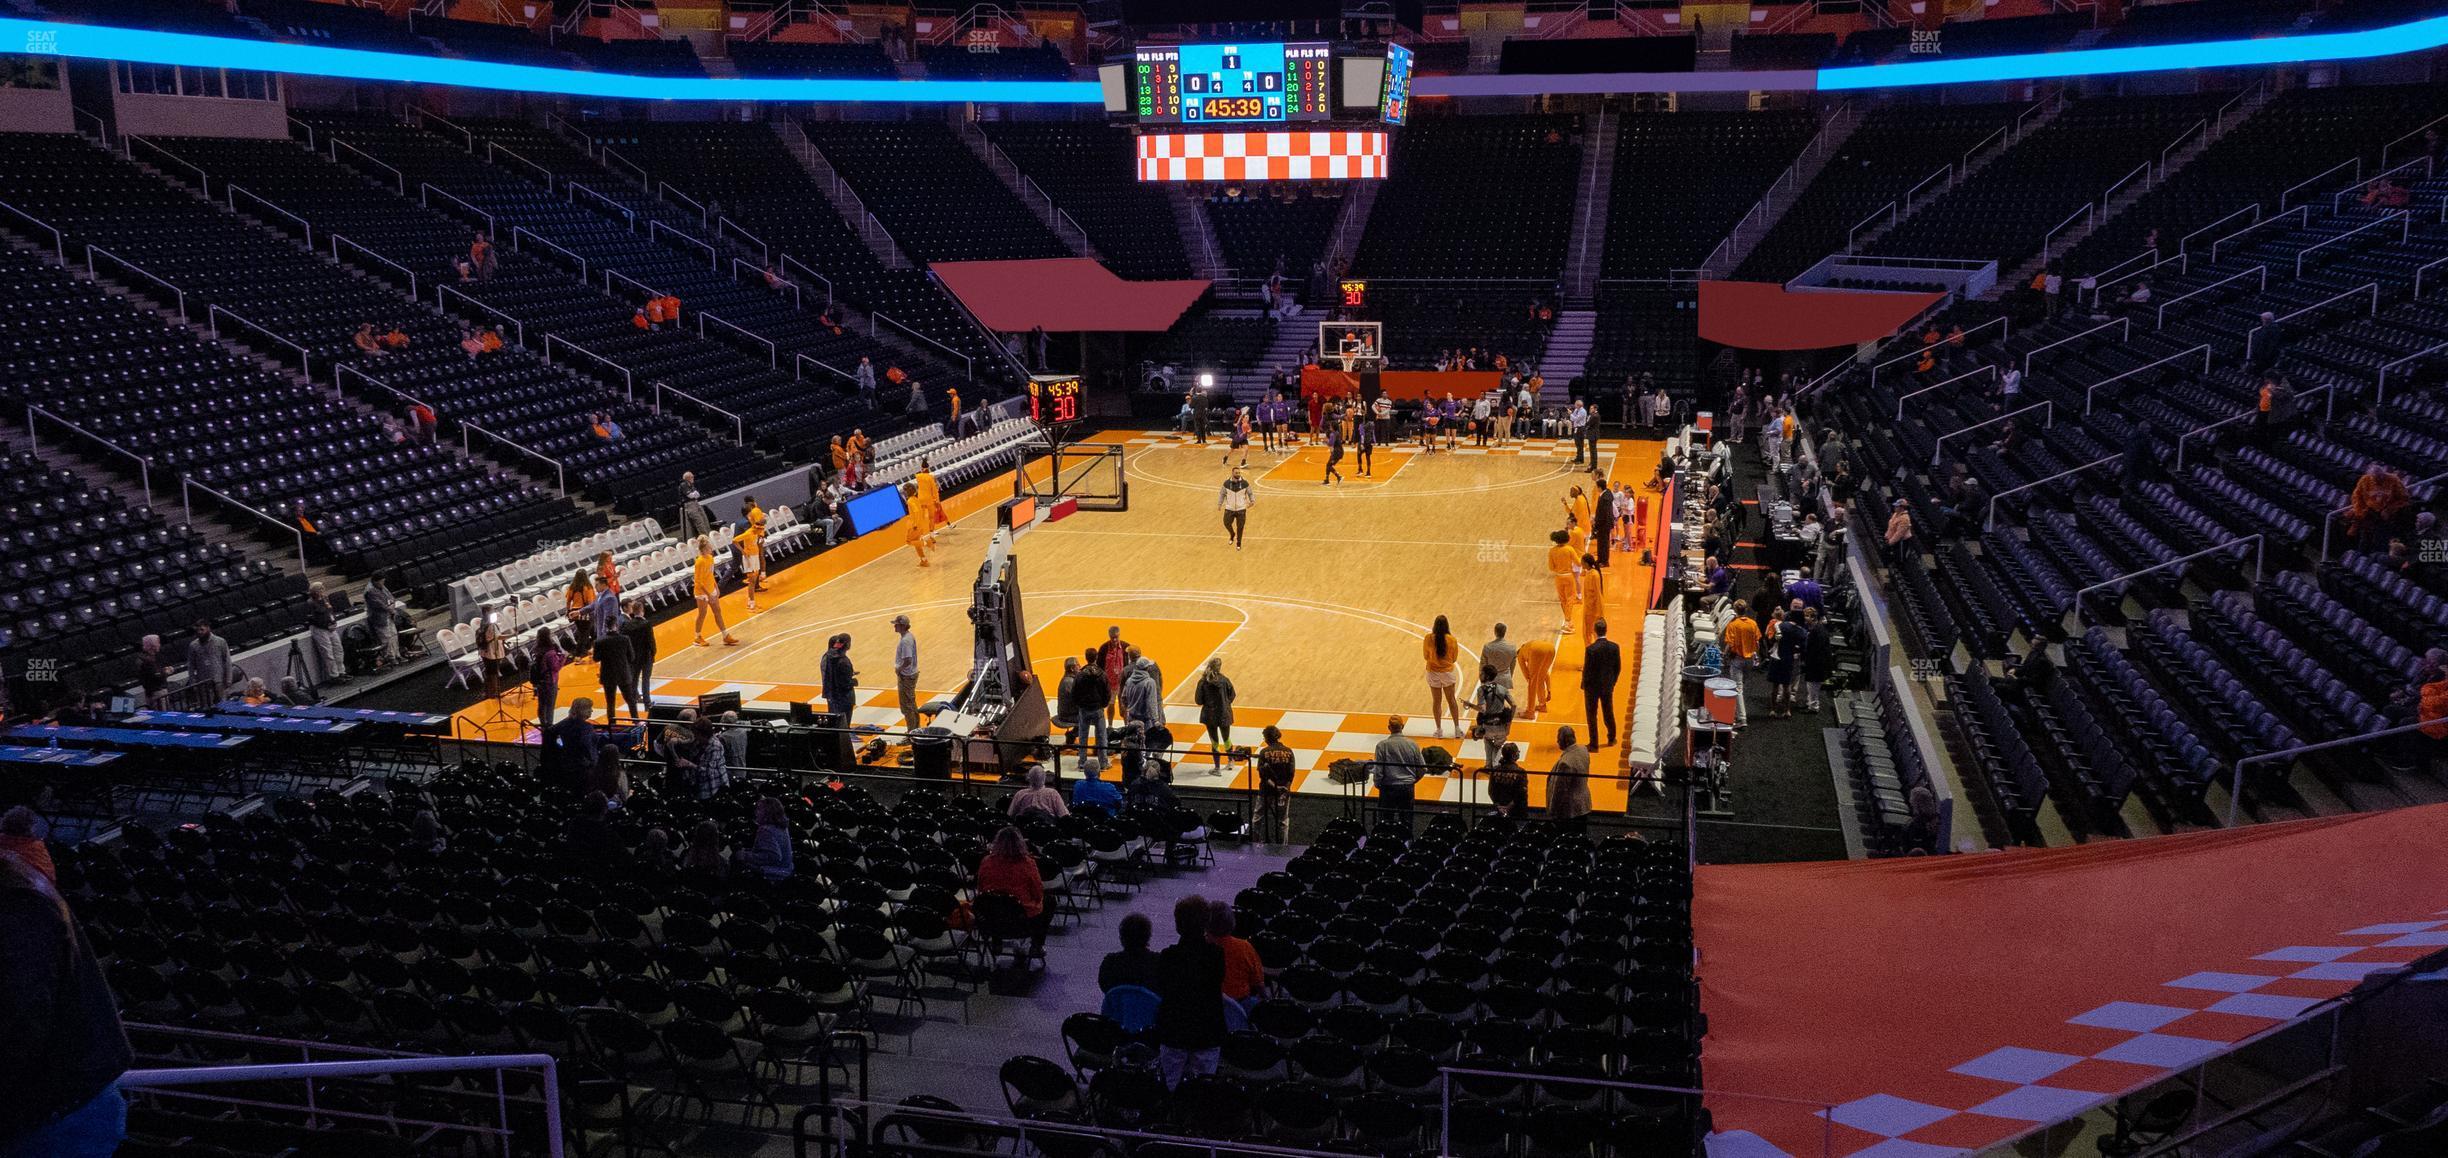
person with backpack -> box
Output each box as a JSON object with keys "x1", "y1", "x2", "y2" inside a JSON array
[
  {"x1": 1254, "y1": 725, "x2": 1295, "y2": 844},
  {"x1": 1469, "y1": 661, "x2": 1516, "y2": 771}
]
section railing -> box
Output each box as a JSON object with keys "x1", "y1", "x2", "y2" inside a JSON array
[
  {"x1": 419, "y1": 182, "x2": 498, "y2": 236},
  {"x1": 329, "y1": 233, "x2": 419, "y2": 299},
  {"x1": 509, "y1": 226, "x2": 588, "y2": 281},
  {"x1": 118, "y1": 1053, "x2": 562, "y2": 1158},
  {"x1": 2022, "y1": 316, "x2": 2130, "y2": 376},
  {"x1": 2155, "y1": 266, "x2": 2265, "y2": 329},
  {"x1": 437, "y1": 283, "x2": 528, "y2": 348},
  {"x1": 544, "y1": 333, "x2": 634, "y2": 401},
  {"x1": 485, "y1": 140, "x2": 556, "y2": 190},
  {"x1": 182, "y1": 475, "x2": 308, "y2": 572},
  {"x1": 876, "y1": 312, "x2": 974, "y2": 380},
  {"x1": 331, "y1": 138, "x2": 405, "y2": 194},
  {"x1": 654, "y1": 379, "x2": 747, "y2": 444},
  {"x1": 207, "y1": 304, "x2": 317, "y2": 380},
  {"x1": 26, "y1": 403, "x2": 154, "y2": 497},
  {"x1": 2085, "y1": 343, "x2": 2211, "y2": 414},
  {"x1": 84, "y1": 244, "x2": 187, "y2": 321},
  {"x1": 0, "y1": 196, "x2": 67, "y2": 262},
  {"x1": 565, "y1": 181, "x2": 633, "y2": 231},
  {"x1": 2246, "y1": 282, "x2": 2378, "y2": 363},
  {"x1": 2294, "y1": 210, "x2": 2408, "y2": 277},
  {"x1": 224, "y1": 184, "x2": 312, "y2": 248},
  {"x1": 2209, "y1": 205, "x2": 2308, "y2": 262},
  {"x1": 699, "y1": 311, "x2": 778, "y2": 367},
  {"x1": 127, "y1": 134, "x2": 212, "y2": 196}
]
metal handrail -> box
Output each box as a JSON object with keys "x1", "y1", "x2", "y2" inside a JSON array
[
  {"x1": 2295, "y1": 210, "x2": 2408, "y2": 278},
  {"x1": 1894, "y1": 364, "x2": 1997, "y2": 420},
  {"x1": 565, "y1": 182, "x2": 633, "y2": 231},
  {"x1": 25, "y1": 403, "x2": 153, "y2": 497},
  {"x1": 1433, "y1": 1068, "x2": 1834, "y2": 1158},
  {"x1": 604, "y1": 267, "x2": 662, "y2": 302},
  {"x1": 732, "y1": 257, "x2": 802, "y2": 309},
  {"x1": 2376, "y1": 338, "x2": 2448, "y2": 405},
  {"x1": 329, "y1": 234, "x2": 419, "y2": 299},
  {"x1": 181, "y1": 475, "x2": 308, "y2": 572},
  {"x1": 2319, "y1": 466, "x2": 2448, "y2": 562},
  {"x1": 2086, "y1": 343, "x2": 2211, "y2": 414},
  {"x1": 2041, "y1": 202, "x2": 2093, "y2": 258},
  {"x1": 2180, "y1": 203, "x2": 2260, "y2": 255},
  {"x1": 654, "y1": 379, "x2": 746, "y2": 444},
  {"x1": 545, "y1": 334, "x2": 634, "y2": 401},
  {"x1": 1846, "y1": 200, "x2": 1896, "y2": 252},
  {"x1": 2380, "y1": 112, "x2": 2448, "y2": 170},
  {"x1": 1906, "y1": 162, "x2": 1952, "y2": 205},
  {"x1": 2210, "y1": 205, "x2": 2308, "y2": 262},
  {"x1": 2246, "y1": 282, "x2": 2379, "y2": 363},
  {"x1": 509, "y1": 226, "x2": 587, "y2": 280},
  {"x1": 2416, "y1": 254, "x2": 2448, "y2": 298},
  {"x1": 437, "y1": 284, "x2": 527, "y2": 349},
  {"x1": 1985, "y1": 453, "x2": 2122, "y2": 531},
  {"x1": 2086, "y1": 252, "x2": 2183, "y2": 305},
  {"x1": 699, "y1": 311, "x2": 777, "y2": 367},
  {"x1": 126, "y1": 135, "x2": 211, "y2": 195},
  {"x1": 2157, "y1": 118, "x2": 2207, "y2": 174},
  {"x1": 2278, "y1": 157, "x2": 2360, "y2": 210},
  {"x1": 207, "y1": 305, "x2": 316, "y2": 380},
  {"x1": 334, "y1": 362, "x2": 430, "y2": 414},
  {"x1": 2022, "y1": 316, "x2": 2129, "y2": 376},
  {"x1": 85, "y1": 245, "x2": 188, "y2": 321},
  {"x1": 2102, "y1": 160, "x2": 2151, "y2": 207},
  {"x1": 484, "y1": 140, "x2": 555, "y2": 189},
  {"x1": 1958, "y1": 124, "x2": 2006, "y2": 177},
  {"x1": 2075, "y1": 534, "x2": 2262, "y2": 623},
  {"x1": 796, "y1": 352, "x2": 854, "y2": 383},
  {"x1": 659, "y1": 181, "x2": 708, "y2": 224},
  {"x1": 599, "y1": 146, "x2": 650, "y2": 187},
  {"x1": 405, "y1": 105, "x2": 473, "y2": 151},
  {"x1": 875, "y1": 312, "x2": 974, "y2": 379},
  {"x1": 2231, "y1": 718, "x2": 2448, "y2": 825},
  {"x1": 225, "y1": 184, "x2": 311, "y2": 248},
  {"x1": 1867, "y1": 315, "x2": 2007, "y2": 388},
  {"x1": 419, "y1": 182, "x2": 497, "y2": 235},
  {"x1": 284, "y1": 114, "x2": 317, "y2": 152},
  {"x1": 119, "y1": 1054, "x2": 562, "y2": 1158},
  {"x1": 718, "y1": 215, "x2": 771, "y2": 265},
  {"x1": 461, "y1": 418, "x2": 569, "y2": 496},
  {"x1": 650, "y1": 220, "x2": 715, "y2": 266},
  {"x1": 2172, "y1": 384, "x2": 2337, "y2": 470},
  {"x1": 2156, "y1": 266, "x2": 2265, "y2": 330},
  {"x1": 2331, "y1": 155, "x2": 2434, "y2": 213},
  {"x1": 0, "y1": 196, "x2": 66, "y2": 262},
  {"x1": 1930, "y1": 400, "x2": 2053, "y2": 465},
  {"x1": 782, "y1": 253, "x2": 834, "y2": 302},
  {"x1": 331, "y1": 138, "x2": 404, "y2": 194}
]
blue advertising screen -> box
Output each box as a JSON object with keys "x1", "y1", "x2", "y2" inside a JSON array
[
  {"x1": 1379, "y1": 42, "x2": 1413, "y2": 125},
  {"x1": 844, "y1": 484, "x2": 909, "y2": 538}
]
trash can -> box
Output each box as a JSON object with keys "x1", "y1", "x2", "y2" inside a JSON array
[
  {"x1": 1681, "y1": 665, "x2": 1719, "y2": 713},
  {"x1": 909, "y1": 726, "x2": 954, "y2": 780}
]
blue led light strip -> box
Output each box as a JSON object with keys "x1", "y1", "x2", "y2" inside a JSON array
[
  {"x1": 1816, "y1": 14, "x2": 2448, "y2": 90},
  {"x1": 7, "y1": 14, "x2": 2448, "y2": 102},
  {"x1": 0, "y1": 18, "x2": 1103, "y2": 103}
]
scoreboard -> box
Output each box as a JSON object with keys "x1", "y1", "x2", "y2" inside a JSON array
[
  {"x1": 1378, "y1": 42, "x2": 1413, "y2": 125},
  {"x1": 1134, "y1": 42, "x2": 1333, "y2": 124}
]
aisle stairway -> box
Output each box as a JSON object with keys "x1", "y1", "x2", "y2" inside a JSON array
[{"x1": 1541, "y1": 309, "x2": 1596, "y2": 392}]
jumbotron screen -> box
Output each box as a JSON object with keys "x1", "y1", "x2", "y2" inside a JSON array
[{"x1": 1134, "y1": 42, "x2": 1333, "y2": 124}]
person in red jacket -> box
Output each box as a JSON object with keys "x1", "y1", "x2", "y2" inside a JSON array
[{"x1": 975, "y1": 826, "x2": 1048, "y2": 960}]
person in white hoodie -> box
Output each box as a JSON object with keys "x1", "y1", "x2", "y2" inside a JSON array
[{"x1": 1218, "y1": 467, "x2": 1254, "y2": 549}]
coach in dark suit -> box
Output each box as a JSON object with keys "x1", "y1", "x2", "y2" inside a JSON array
[
  {"x1": 1580, "y1": 620, "x2": 1621, "y2": 749},
  {"x1": 1593, "y1": 486, "x2": 1618, "y2": 570}
]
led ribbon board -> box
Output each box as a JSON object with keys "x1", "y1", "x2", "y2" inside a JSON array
[
  {"x1": 7, "y1": 15, "x2": 2448, "y2": 101},
  {"x1": 1136, "y1": 130, "x2": 1387, "y2": 182}
]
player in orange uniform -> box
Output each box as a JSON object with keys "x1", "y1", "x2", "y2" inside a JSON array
[
  {"x1": 1518, "y1": 636, "x2": 1556, "y2": 717},
  {"x1": 1576, "y1": 553, "x2": 1605, "y2": 641},
  {"x1": 691, "y1": 535, "x2": 737, "y2": 647},
  {"x1": 734, "y1": 496, "x2": 768, "y2": 612},
  {"x1": 1547, "y1": 530, "x2": 1580, "y2": 633},
  {"x1": 902, "y1": 483, "x2": 934, "y2": 566}
]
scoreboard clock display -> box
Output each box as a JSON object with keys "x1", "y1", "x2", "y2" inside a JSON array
[
  {"x1": 1134, "y1": 42, "x2": 1332, "y2": 125},
  {"x1": 1029, "y1": 374, "x2": 1081, "y2": 425}
]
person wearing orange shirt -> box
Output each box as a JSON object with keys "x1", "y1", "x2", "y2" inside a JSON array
[
  {"x1": 1576, "y1": 554, "x2": 1604, "y2": 641},
  {"x1": 902, "y1": 483, "x2": 934, "y2": 567},
  {"x1": 380, "y1": 327, "x2": 409, "y2": 350},
  {"x1": 595, "y1": 549, "x2": 621, "y2": 598},
  {"x1": 564, "y1": 570, "x2": 597, "y2": 652},
  {"x1": 912, "y1": 460, "x2": 945, "y2": 533},
  {"x1": 1719, "y1": 599, "x2": 1760, "y2": 727},
  {"x1": 659, "y1": 295, "x2": 681, "y2": 327},
  {"x1": 1422, "y1": 614, "x2": 1462, "y2": 739},
  {"x1": 829, "y1": 435, "x2": 849, "y2": 482},
  {"x1": 1210, "y1": 901, "x2": 1266, "y2": 1007},
  {"x1": 1518, "y1": 636, "x2": 1555, "y2": 717},
  {"x1": 946, "y1": 387, "x2": 963, "y2": 436},
  {"x1": 632, "y1": 307, "x2": 651, "y2": 331},
  {"x1": 478, "y1": 328, "x2": 503, "y2": 355},
  {"x1": 690, "y1": 535, "x2": 737, "y2": 647},
  {"x1": 1547, "y1": 530, "x2": 1580, "y2": 633},
  {"x1": 734, "y1": 497, "x2": 767, "y2": 611}
]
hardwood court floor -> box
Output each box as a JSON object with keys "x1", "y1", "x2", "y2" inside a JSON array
[{"x1": 457, "y1": 430, "x2": 1663, "y2": 811}]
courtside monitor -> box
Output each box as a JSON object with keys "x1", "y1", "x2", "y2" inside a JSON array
[{"x1": 844, "y1": 484, "x2": 909, "y2": 538}]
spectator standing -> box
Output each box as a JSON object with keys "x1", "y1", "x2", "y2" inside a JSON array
[
  {"x1": 1482, "y1": 622, "x2": 1518, "y2": 692},
  {"x1": 1581, "y1": 619, "x2": 1621, "y2": 748},
  {"x1": 135, "y1": 634, "x2": 167, "y2": 703},
  {"x1": 532, "y1": 629, "x2": 568, "y2": 730},
  {"x1": 1423, "y1": 615, "x2": 1462, "y2": 738},
  {"x1": 1720, "y1": 601, "x2": 1760, "y2": 727},
  {"x1": 476, "y1": 620, "x2": 508, "y2": 701},
  {"x1": 0, "y1": 850, "x2": 129, "y2": 1158},
  {"x1": 1801, "y1": 607, "x2": 1834, "y2": 713},
  {"x1": 1097, "y1": 628, "x2": 1131, "y2": 722},
  {"x1": 682, "y1": 716, "x2": 730, "y2": 800},
  {"x1": 362, "y1": 572, "x2": 401, "y2": 665},
  {"x1": 892, "y1": 615, "x2": 922, "y2": 731},
  {"x1": 676, "y1": 474, "x2": 712, "y2": 543},
  {"x1": 1254, "y1": 726, "x2": 1294, "y2": 843},
  {"x1": 1123, "y1": 658, "x2": 1164, "y2": 738},
  {"x1": 184, "y1": 619, "x2": 234, "y2": 701},
  {"x1": 1371, "y1": 715, "x2": 1425, "y2": 832},
  {"x1": 855, "y1": 357, "x2": 877, "y2": 410},
  {"x1": 1470, "y1": 662, "x2": 1516, "y2": 770},
  {"x1": 1152, "y1": 896, "x2": 1227, "y2": 1087},
  {"x1": 593, "y1": 589, "x2": 637, "y2": 723},
  {"x1": 1192, "y1": 658, "x2": 1236, "y2": 770},
  {"x1": 304, "y1": 582, "x2": 345, "y2": 683},
  {"x1": 820, "y1": 633, "x2": 856, "y2": 725},
  {"x1": 1549, "y1": 726, "x2": 1592, "y2": 833},
  {"x1": 1070, "y1": 650, "x2": 1111, "y2": 761}
]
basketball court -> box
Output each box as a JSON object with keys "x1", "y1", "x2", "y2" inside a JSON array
[{"x1": 456, "y1": 429, "x2": 1665, "y2": 813}]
